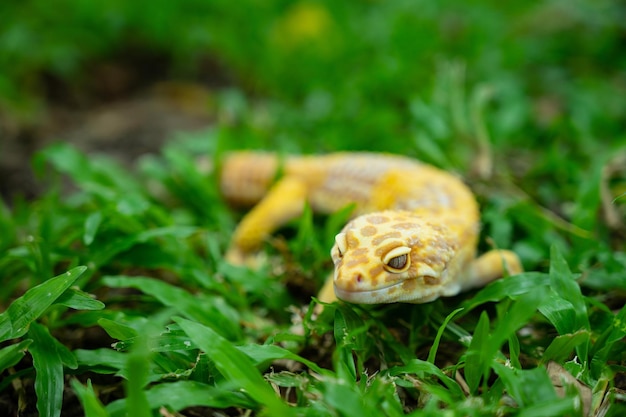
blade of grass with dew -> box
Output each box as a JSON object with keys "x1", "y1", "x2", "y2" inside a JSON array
[
  {"x1": 102, "y1": 275, "x2": 241, "y2": 340},
  {"x1": 465, "y1": 289, "x2": 548, "y2": 393},
  {"x1": 464, "y1": 310, "x2": 491, "y2": 394},
  {"x1": 542, "y1": 245, "x2": 590, "y2": 361},
  {"x1": 0, "y1": 339, "x2": 32, "y2": 374},
  {"x1": 174, "y1": 317, "x2": 293, "y2": 415},
  {"x1": 97, "y1": 318, "x2": 139, "y2": 341},
  {"x1": 542, "y1": 331, "x2": 591, "y2": 364},
  {"x1": 333, "y1": 305, "x2": 370, "y2": 382},
  {"x1": 55, "y1": 288, "x2": 105, "y2": 311},
  {"x1": 0, "y1": 265, "x2": 87, "y2": 342},
  {"x1": 74, "y1": 348, "x2": 128, "y2": 373},
  {"x1": 237, "y1": 344, "x2": 328, "y2": 375},
  {"x1": 106, "y1": 380, "x2": 253, "y2": 417},
  {"x1": 29, "y1": 322, "x2": 78, "y2": 417},
  {"x1": 387, "y1": 359, "x2": 465, "y2": 400}
]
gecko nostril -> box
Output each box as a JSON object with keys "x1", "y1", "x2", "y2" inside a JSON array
[{"x1": 355, "y1": 274, "x2": 363, "y2": 283}]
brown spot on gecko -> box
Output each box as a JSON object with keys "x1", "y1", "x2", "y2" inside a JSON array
[
  {"x1": 369, "y1": 274, "x2": 379, "y2": 288},
  {"x1": 376, "y1": 242, "x2": 403, "y2": 257},
  {"x1": 401, "y1": 278, "x2": 418, "y2": 293},
  {"x1": 372, "y1": 231, "x2": 402, "y2": 245},
  {"x1": 368, "y1": 264, "x2": 385, "y2": 278},
  {"x1": 367, "y1": 215, "x2": 390, "y2": 224},
  {"x1": 360, "y1": 225, "x2": 378, "y2": 236},
  {"x1": 346, "y1": 257, "x2": 368, "y2": 268},
  {"x1": 392, "y1": 222, "x2": 421, "y2": 230},
  {"x1": 423, "y1": 275, "x2": 439, "y2": 285},
  {"x1": 351, "y1": 248, "x2": 368, "y2": 257},
  {"x1": 347, "y1": 234, "x2": 360, "y2": 249}
]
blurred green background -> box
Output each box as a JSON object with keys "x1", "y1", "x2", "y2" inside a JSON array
[
  {"x1": 1, "y1": 0, "x2": 625, "y2": 218},
  {"x1": 2, "y1": 0, "x2": 624, "y2": 143}
]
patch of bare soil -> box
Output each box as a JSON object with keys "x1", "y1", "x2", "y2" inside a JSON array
[{"x1": 1, "y1": 81, "x2": 214, "y2": 202}]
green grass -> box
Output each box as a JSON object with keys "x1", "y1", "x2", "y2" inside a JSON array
[{"x1": 2, "y1": 0, "x2": 626, "y2": 416}]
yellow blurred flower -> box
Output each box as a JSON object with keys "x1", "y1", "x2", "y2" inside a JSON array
[{"x1": 271, "y1": 2, "x2": 335, "y2": 51}]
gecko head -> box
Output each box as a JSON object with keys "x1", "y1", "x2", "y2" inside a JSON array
[{"x1": 330, "y1": 210, "x2": 465, "y2": 304}]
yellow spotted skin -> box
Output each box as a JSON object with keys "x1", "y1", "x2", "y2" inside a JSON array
[{"x1": 221, "y1": 152, "x2": 522, "y2": 304}]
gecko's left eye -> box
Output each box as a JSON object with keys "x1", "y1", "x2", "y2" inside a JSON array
[{"x1": 382, "y1": 246, "x2": 411, "y2": 273}]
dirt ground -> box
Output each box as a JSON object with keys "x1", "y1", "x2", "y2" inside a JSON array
[{"x1": 1, "y1": 80, "x2": 215, "y2": 203}]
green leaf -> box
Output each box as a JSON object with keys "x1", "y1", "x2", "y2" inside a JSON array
[
  {"x1": 464, "y1": 310, "x2": 490, "y2": 393},
  {"x1": 538, "y1": 294, "x2": 576, "y2": 335},
  {"x1": 0, "y1": 266, "x2": 87, "y2": 342},
  {"x1": 97, "y1": 318, "x2": 139, "y2": 341},
  {"x1": 71, "y1": 379, "x2": 110, "y2": 417},
  {"x1": 292, "y1": 203, "x2": 323, "y2": 259},
  {"x1": 106, "y1": 380, "x2": 252, "y2": 416},
  {"x1": 387, "y1": 359, "x2": 464, "y2": 400},
  {"x1": 102, "y1": 275, "x2": 241, "y2": 340},
  {"x1": 491, "y1": 291, "x2": 547, "y2": 349},
  {"x1": 318, "y1": 377, "x2": 370, "y2": 416},
  {"x1": 90, "y1": 227, "x2": 197, "y2": 267},
  {"x1": 465, "y1": 290, "x2": 547, "y2": 394},
  {"x1": 541, "y1": 331, "x2": 591, "y2": 364},
  {"x1": 548, "y1": 245, "x2": 589, "y2": 332},
  {"x1": 493, "y1": 363, "x2": 558, "y2": 408},
  {"x1": 55, "y1": 288, "x2": 105, "y2": 311},
  {"x1": 0, "y1": 339, "x2": 32, "y2": 374},
  {"x1": 591, "y1": 304, "x2": 626, "y2": 377},
  {"x1": 75, "y1": 348, "x2": 128, "y2": 372},
  {"x1": 124, "y1": 336, "x2": 151, "y2": 417},
  {"x1": 333, "y1": 306, "x2": 369, "y2": 381},
  {"x1": 427, "y1": 307, "x2": 463, "y2": 364},
  {"x1": 29, "y1": 323, "x2": 70, "y2": 417},
  {"x1": 237, "y1": 344, "x2": 328, "y2": 375},
  {"x1": 174, "y1": 317, "x2": 291, "y2": 414},
  {"x1": 547, "y1": 245, "x2": 590, "y2": 361},
  {"x1": 83, "y1": 212, "x2": 103, "y2": 246},
  {"x1": 462, "y1": 272, "x2": 548, "y2": 312}
]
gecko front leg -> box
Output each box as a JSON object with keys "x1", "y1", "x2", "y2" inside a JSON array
[
  {"x1": 464, "y1": 249, "x2": 523, "y2": 290},
  {"x1": 226, "y1": 176, "x2": 309, "y2": 265}
]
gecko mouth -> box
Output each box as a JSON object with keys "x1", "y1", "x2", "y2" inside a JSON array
[{"x1": 334, "y1": 275, "x2": 441, "y2": 304}]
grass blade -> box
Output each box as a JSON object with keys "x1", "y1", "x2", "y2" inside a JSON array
[
  {"x1": 103, "y1": 275, "x2": 241, "y2": 340},
  {"x1": 464, "y1": 310, "x2": 490, "y2": 393},
  {"x1": 427, "y1": 307, "x2": 464, "y2": 364},
  {"x1": 71, "y1": 379, "x2": 110, "y2": 417},
  {"x1": 0, "y1": 339, "x2": 32, "y2": 373},
  {"x1": 0, "y1": 266, "x2": 87, "y2": 342},
  {"x1": 55, "y1": 288, "x2": 105, "y2": 311},
  {"x1": 541, "y1": 331, "x2": 590, "y2": 364},
  {"x1": 105, "y1": 380, "x2": 252, "y2": 416},
  {"x1": 174, "y1": 317, "x2": 292, "y2": 415},
  {"x1": 29, "y1": 323, "x2": 70, "y2": 417},
  {"x1": 237, "y1": 344, "x2": 328, "y2": 375},
  {"x1": 124, "y1": 336, "x2": 151, "y2": 417}
]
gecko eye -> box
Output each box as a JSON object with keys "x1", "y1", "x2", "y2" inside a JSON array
[{"x1": 382, "y1": 246, "x2": 411, "y2": 273}]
